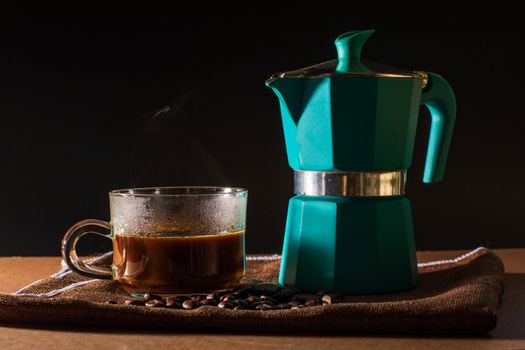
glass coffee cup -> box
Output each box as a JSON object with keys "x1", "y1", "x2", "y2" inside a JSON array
[{"x1": 61, "y1": 187, "x2": 247, "y2": 294}]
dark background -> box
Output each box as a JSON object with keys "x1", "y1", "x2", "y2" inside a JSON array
[{"x1": 1, "y1": 11, "x2": 524, "y2": 256}]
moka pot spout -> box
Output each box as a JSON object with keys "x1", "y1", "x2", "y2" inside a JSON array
[{"x1": 265, "y1": 75, "x2": 307, "y2": 170}]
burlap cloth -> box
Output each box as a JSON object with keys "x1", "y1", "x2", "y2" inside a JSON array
[{"x1": 0, "y1": 248, "x2": 504, "y2": 334}]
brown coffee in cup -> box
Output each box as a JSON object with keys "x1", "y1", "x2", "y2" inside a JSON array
[{"x1": 113, "y1": 230, "x2": 245, "y2": 293}]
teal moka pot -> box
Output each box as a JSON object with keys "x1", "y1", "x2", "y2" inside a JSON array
[{"x1": 266, "y1": 30, "x2": 456, "y2": 293}]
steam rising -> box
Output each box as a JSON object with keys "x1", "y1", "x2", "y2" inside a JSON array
[{"x1": 130, "y1": 92, "x2": 227, "y2": 187}]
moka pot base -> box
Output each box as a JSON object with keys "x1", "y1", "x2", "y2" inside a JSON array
[{"x1": 280, "y1": 170, "x2": 418, "y2": 294}]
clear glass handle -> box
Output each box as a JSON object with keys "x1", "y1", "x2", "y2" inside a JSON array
[{"x1": 61, "y1": 219, "x2": 113, "y2": 279}]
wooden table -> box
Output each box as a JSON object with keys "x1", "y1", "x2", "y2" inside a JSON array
[{"x1": 0, "y1": 249, "x2": 524, "y2": 350}]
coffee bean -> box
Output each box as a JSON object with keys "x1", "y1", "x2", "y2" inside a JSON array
[
  {"x1": 260, "y1": 300, "x2": 276, "y2": 307},
  {"x1": 256, "y1": 303, "x2": 275, "y2": 310},
  {"x1": 250, "y1": 300, "x2": 275, "y2": 309},
  {"x1": 291, "y1": 305, "x2": 305, "y2": 310},
  {"x1": 166, "y1": 301, "x2": 183, "y2": 309},
  {"x1": 245, "y1": 294, "x2": 260, "y2": 303},
  {"x1": 218, "y1": 301, "x2": 235, "y2": 309},
  {"x1": 291, "y1": 295, "x2": 307, "y2": 303},
  {"x1": 145, "y1": 299, "x2": 165, "y2": 307},
  {"x1": 276, "y1": 303, "x2": 291, "y2": 309},
  {"x1": 191, "y1": 295, "x2": 206, "y2": 302},
  {"x1": 105, "y1": 300, "x2": 117, "y2": 305},
  {"x1": 220, "y1": 294, "x2": 237, "y2": 302},
  {"x1": 202, "y1": 299, "x2": 218, "y2": 306},
  {"x1": 321, "y1": 294, "x2": 332, "y2": 304},
  {"x1": 260, "y1": 295, "x2": 278, "y2": 304},
  {"x1": 322, "y1": 293, "x2": 345, "y2": 305},
  {"x1": 125, "y1": 299, "x2": 146, "y2": 306},
  {"x1": 182, "y1": 300, "x2": 202, "y2": 310},
  {"x1": 182, "y1": 300, "x2": 192, "y2": 309},
  {"x1": 165, "y1": 297, "x2": 183, "y2": 308},
  {"x1": 216, "y1": 289, "x2": 233, "y2": 297},
  {"x1": 233, "y1": 284, "x2": 253, "y2": 298},
  {"x1": 206, "y1": 292, "x2": 219, "y2": 301},
  {"x1": 305, "y1": 298, "x2": 321, "y2": 307},
  {"x1": 144, "y1": 293, "x2": 163, "y2": 301}
]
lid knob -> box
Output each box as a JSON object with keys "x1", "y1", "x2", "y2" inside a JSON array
[{"x1": 335, "y1": 29, "x2": 375, "y2": 73}]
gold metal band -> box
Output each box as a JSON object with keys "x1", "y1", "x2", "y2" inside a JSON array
[
  {"x1": 266, "y1": 71, "x2": 419, "y2": 84},
  {"x1": 265, "y1": 59, "x2": 429, "y2": 89},
  {"x1": 414, "y1": 71, "x2": 429, "y2": 89},
  {"x1": 294, "y1": 170, "x2": 406, "y2": 197}
]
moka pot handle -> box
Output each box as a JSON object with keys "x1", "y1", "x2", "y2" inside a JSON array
[{"x1": 419, "y1": 72, "x2": 456, "y2": 183}]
